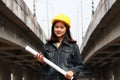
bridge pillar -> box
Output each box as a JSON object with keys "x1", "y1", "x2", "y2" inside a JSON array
[
  {"x1": 90, "y1": 70, "x2": 103, "y2": 80},
  {"x1": 23, "y1": 69, "x2": 33, "y2": 80},
  {"x1": 103, "y1": 65, "x2": 114, "y2": 80},
  {"x1": 12, "y1": 65, "x2": 23, "y2": 80},
  {"x1": 33, "y1": 72, "x2": 44, "y2": 80},
  {"x1": 113, "y1": 62, "x2": 120, "y2": 80},
  {"x1": 95, "y1": 70, "x2": 103, "y2": 80},
  {"x1": 23, "y1": 70, "x2": 44, "y2": 80},
  {"x1": 0, "y1": 62, "x2": 11, "y2": 80}
]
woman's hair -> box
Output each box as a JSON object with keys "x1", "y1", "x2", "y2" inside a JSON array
[{"x1": 47, "y1": 21, "x2": 76, "y2": 44}]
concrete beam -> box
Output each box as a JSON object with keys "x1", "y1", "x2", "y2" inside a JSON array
[
  {"x1": 0, "y1": 12, "x2": 43, "y2": 51},
  {"x1": 80, "y1": 0, "x2": 120, "y2": 64},
  {"x1": 0, "y1": 0, "x2": 46, "y2": 44}
]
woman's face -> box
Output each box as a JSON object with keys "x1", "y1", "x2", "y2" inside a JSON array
[{"x1": 54, "y1": 21, "x2": 66, "y2": 39}]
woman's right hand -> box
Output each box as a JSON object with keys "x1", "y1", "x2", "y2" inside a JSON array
[
  {"x1": 65, "y1": 70, "x2": 74, "y2": 80},
  {"x1": 34, "y1": 52, "x2": 44, "y2": 63}
]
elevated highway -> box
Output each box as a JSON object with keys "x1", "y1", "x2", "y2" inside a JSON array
[
  {"x1": 81, "y1": 0, "x2": 120, "y2": 80},
  {"x1": 0, "y1": 0, "x2": 46, "y2": 79}
]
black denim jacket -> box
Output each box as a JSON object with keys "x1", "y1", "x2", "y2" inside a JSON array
[{"x1": 42, "y1": 39, "x2": 83, "y2": 80}]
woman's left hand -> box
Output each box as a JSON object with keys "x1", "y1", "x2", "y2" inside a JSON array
[{"x1": 65, "y1": 70, "x2": 74, "y2": 80}]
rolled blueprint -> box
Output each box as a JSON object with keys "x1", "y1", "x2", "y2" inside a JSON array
[{"x1": 25, "y1": 45, "x2": 73, "y2": 80}]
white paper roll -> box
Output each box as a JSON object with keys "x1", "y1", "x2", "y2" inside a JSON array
[
  {"x1": 25, "y1": 46, "x2": 38, "y2": 55},
  {"x1": 43, "y1": 57, "x2": 66, "y2": 75},
  {"x1": 25, "y1": 45, "x2": 73, "y2": 80}
]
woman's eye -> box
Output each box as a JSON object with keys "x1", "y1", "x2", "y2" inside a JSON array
[
  {"x1": 55, "y1": 26, "x2": 59, "y2": 28},
  {"x1": 60, "y1": 26, "x2": 64, "y2": 29},
  {"x1": 54, "y1": 26, "x2": 65, "y2": 29}
]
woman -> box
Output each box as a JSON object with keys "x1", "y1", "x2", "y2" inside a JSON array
[{"x1": 35, "y1": 14, "x2": 83, "y2": 80}]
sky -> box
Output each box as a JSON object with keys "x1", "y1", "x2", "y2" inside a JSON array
[{"x1": 23, "y1": 0, "x2": 100, "y2": 47}]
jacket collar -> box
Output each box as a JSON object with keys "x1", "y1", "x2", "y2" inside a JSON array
[
  {"x1": 62, "y1": 38, "x2": 71, "y2": 47},
  {"x1": 52, "y1": 38, "x2": 71, "y2": 47}
]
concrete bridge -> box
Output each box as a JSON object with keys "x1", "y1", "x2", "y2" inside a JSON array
[
  {"x1": 0, "y1": 0, "x2": 120, "y2": 80},
  {"x1": 0, "y1": 0, "x2": 46, "y2": 80},
  {"x1": 80, "y1": 0, "x2": 120, "y2": 80}
]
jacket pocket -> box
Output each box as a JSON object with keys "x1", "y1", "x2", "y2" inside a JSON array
[
  {"x1": 45, "y1": 47, "x2": 56, "y2": 60},
  {"x1": 62, "y1": 47, "x2": 73, "y2": 63},
  {"x1": 62, "y1": 47, "x2": 73, "y2": 53}
]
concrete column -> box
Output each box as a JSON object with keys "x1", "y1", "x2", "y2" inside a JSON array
[
  {"x1": 103, "y1": 65, "x2": 114, "y2": 80},
  {"x1": 91, "y1": 70, "x2": 102, "y2": 80},
  {"x1": 95, "y1": 70, "x2": 103, "y2": 80},
  {"x1": 113, "y1": 61, "x2": 120, "y2": 80},
  {"x1": 32, "y1": 72, "x2": 41, "y2": 80},
  {"x1": 0, "y1": 62, "x2": 11, "y2": 80},
  {"x1": 23, "y1": 69, "x2": 33, "y2": 80},
  {"x1": 34, "y1": 71, "x2": 45, "y2": 80},
  {"x1": 12, "y1": 64, "x2": 23, "y2": 80}
]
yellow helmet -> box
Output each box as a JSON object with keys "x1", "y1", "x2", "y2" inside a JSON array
[{"x1": 52, "y1": 14, "x2": 71, "y2": 28}]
